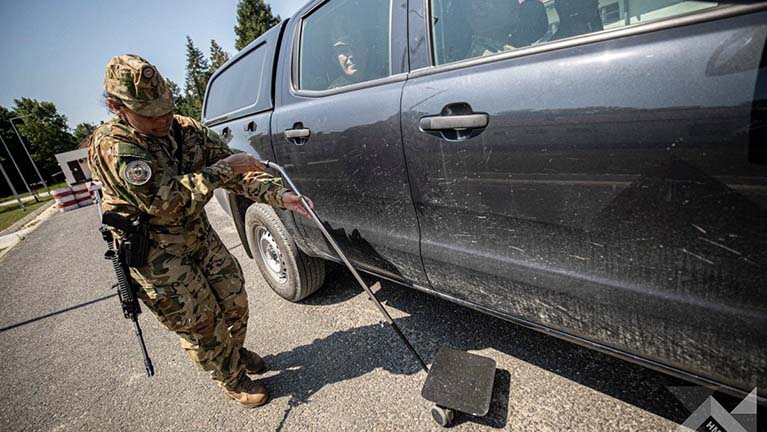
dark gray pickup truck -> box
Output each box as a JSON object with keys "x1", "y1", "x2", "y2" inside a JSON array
[{"x1": 205, "y1": 0, "x2": 767, "y2": 403}]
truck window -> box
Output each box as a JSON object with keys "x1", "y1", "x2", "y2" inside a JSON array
[
  {"x1": 299, "y1": 0, "x2": 391, "y2": 91},
  {"x1": 205, "y1": 43, "x2": 269, "y2": 119},
  {"x1": 430, "y1": 0, "x2": 720, "y2": 65}
]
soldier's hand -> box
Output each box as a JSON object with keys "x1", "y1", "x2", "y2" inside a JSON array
[
  {"x1": 223, "y1": 154, "x2": 267, "y2": 174},
  {"x1": 283, "y1": 192, "x2": 313, "y2": 219}
]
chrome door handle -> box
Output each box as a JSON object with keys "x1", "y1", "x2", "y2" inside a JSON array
[
  {"x1": 284, "y1": 128, "x2": 311, "y2": 139},
  {"x1": 419, "y1": 114, "x2": 489, "y2": 131},
  {"x1": 284, "y1": 125, "x2": 311, "y2": 146},
  {"x1": 220, "y1": 127, "x2": 233, "y2": 143}
]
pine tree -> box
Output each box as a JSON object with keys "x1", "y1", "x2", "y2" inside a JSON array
[
  {"x1": 183, "y1": 36, "x2": 210, "y2": 120},
  {"x1": 179, "y1": 38, "x2": 234, "y2": 120},
  {"x1": 205, "y1": 40, "x2": 231, "y2": 89},
  {"x1": 209, "y1": 40, "x2": 230, "y2": 72},
  {"x1": 166, "y1": 78, "x2": 189, "y2": 115},
  {"x1": 234, "y1": 0, "x2": 281, "y2": 51},
  {"x1": 166, "y1": 78, "x2": 198, "y2": 119},
  {"x1": 165, "y1": 79, "x2": 184, "y2": 108}
]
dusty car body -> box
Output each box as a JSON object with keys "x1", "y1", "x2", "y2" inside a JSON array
[{"x1": 206, "y1": 0, "x2": 767, "y2": 403}]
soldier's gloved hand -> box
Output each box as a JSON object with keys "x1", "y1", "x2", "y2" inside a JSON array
[
  {"x1": 223, "y1": 153, "x2": 267, "y2": 174},
  {"x1": 282, "y1": 192, "x2": 314, "y2": 219}
]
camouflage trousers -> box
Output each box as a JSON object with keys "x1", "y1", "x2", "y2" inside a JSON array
[{"x1": 130, "y1": 228, "x2": 248, "y2": 389}]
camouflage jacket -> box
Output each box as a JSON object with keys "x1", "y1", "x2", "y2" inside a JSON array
[{"x1": 88, "y1": 115, "x2": 288, "y2": 255}]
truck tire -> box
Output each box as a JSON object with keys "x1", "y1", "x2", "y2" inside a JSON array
[{"x1": 244, "y1": 203, "x2": 325, "y2": 302}]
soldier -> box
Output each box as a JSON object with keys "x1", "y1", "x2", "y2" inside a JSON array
[{"x1": 88, "y1": 54, "x2": 313, "y2": 408}]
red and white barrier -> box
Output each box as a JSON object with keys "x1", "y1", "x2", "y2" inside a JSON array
[
  {"x1": 52, "y1": 182, "x2": 100, "y2": 212},
  {"x1": 52, "y1": 187, "x2": 79, "y2": 212},
  {"x1": 71, "y1": 183, "x2": 93, "y2": 207}
]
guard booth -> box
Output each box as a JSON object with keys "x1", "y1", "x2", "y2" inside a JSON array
[
  {"x1": 54, "y1": 148, "x2": 91, "y2": 185},
  {"x1": 52, "y1": 148, "x2": 96, "y2": 212}
]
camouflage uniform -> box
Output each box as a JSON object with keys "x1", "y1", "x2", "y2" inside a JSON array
[{"x1": 88, "y1": 55, "x2": 288, "y2": 390}]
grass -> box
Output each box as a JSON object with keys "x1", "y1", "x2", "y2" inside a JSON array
[
  {"x1": 0, "y1": 181, "x2": 68, "y2": 202},
  {"x1": 0, "y1": 195, "x2": 54, "y2": 232}
]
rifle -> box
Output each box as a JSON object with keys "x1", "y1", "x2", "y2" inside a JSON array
[{"x1": 92, "y1": 183, "x2": 155, "y2": 377}]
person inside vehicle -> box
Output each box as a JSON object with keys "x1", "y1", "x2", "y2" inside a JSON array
[
  {"x1": 552, "y1": 0, "x2": 604, "y2": 40},
  {"x1": 328, "y1": 30, "x2": 369, "y2": 89},
  {"x1": 466, "y1": 0, "x2": 522, "y2": 58},
  {"x1": 509, "y1": 0, "x2": 550, "y2": 48}
]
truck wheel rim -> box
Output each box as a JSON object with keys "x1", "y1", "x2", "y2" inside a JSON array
[{"x1": 256, "y1": 226, "x2": 287, "y2": 283}]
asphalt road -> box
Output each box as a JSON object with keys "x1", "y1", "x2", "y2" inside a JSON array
[{"x1": 0, "y1": 201, "x2": 737, "y2": 431}]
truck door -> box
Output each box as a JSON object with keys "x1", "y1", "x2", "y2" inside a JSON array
[
  {"x1": 204, "y1": 23, "x2": 285, "y2": 165},
  {"x1": 203, "y1": 24, "x2": 286, "y2": 257},
  {"x1": 272, "y1": 0, "x2": 429, "y2": 286},
  {"x1": 402, "y1": 0, "x2": 767, "y2": 395}
]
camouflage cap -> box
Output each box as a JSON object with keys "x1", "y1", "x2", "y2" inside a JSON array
[{"x1": 104, "y1": 54, "x2": 173, "y2": 117}]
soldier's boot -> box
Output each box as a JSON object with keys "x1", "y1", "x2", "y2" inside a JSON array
[
  {"x1": 240, "y1": 347, "x2": 266, "y2": 374},
  {"x1": 223, "y1": 375, "x2": 270, "y2": 408}
]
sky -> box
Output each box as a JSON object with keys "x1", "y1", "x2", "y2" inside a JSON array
[{"x1": 0, "y1": 0, "x2": 307, "y2": 129}]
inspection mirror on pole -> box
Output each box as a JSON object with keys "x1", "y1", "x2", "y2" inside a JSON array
[{"x1": 263, "y1": 160, "x2": 497, "y2": 427}]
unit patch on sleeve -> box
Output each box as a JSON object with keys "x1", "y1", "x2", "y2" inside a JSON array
[{"x1": 122, "y1": 160, "x2": 152, "y2": 186}]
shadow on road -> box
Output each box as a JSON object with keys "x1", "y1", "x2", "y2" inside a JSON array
[
  {"x1": 0, "y1": 293, "x2": 117, "y2": 333},
  {"x1": 262, "y1": 271, "x2": 703, "y2": 429},
  {"x1": 451, "y1": 368, "x2": 512, "y2": 428}
]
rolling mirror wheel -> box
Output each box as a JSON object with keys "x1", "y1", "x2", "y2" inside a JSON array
[{"x1": 431, "y1": 405, "x2": 455, "y2": 427}]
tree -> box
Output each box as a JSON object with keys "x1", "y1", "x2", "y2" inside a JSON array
[
  {"x1": 0, "y1": 106, "x2": 18, "y2": 151},
  {"x1": 234, "y1": 0, "x2": 280, "y2": 51},
  {"x1": 203, "y1": 39, "x2": 231, "y2": 95},
  {"x1": 166, "y1": 78, "x2": 184, "y2": 107},
  {"x1": 205, "y1": 40, "x2": 231, "y2": 92},
  {"x1": 166, "y1": 78, "x2": 196, "y2": 118},
  {"x1": 179, "y1": 38, "x2": 232, "y2": 120},
  {"x1": 209, "y1": 39, "x2": 230, "y2": 72},
  {"x1": 184, "y1": 35, "x2": 209, "y2": 119},
  {"x1": 73, "y1": 122, "x2": 97, "y2": 146},
  {"x1": 11, "y1": 98, "x2": 77, "y2": 182}
]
